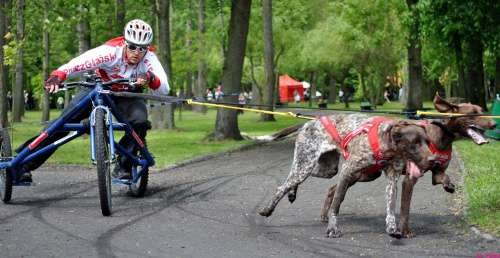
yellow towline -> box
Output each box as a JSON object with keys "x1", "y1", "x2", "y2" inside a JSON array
[{"x1": 187, "y1": 100, "x2": 316, "y2": 120}]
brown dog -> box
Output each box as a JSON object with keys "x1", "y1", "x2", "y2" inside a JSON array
[
  {"x1": 319, "y1": 94, "x2": 497, "y2": 237},
  {"x1": 255, "y1": 113, "x2": 436, "y2": 238}
]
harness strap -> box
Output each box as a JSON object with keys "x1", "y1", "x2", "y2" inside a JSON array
[
  {"x1": 421, "y1": 121, "x2": 452, "y2": 165},
  {"x1": 362, "y1": 117, "x2": 393, "y2": 174},
  {"x1": 319, "y1": 116, "x2": 393, "y2": 174}
]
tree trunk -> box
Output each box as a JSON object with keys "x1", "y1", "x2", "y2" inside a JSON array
[
  {"x1": 12, "y1": 0, "x2": 25, "y2": 122},
  {"x1": 495, "y1": 56, "x2": 500, "y2": 99},
  {"x1": 361, "y1": 52, "x2": 370, "y2": 102},
  {"x1": 251, "y1": 80, "x2": 259, "y2": 105},
  {"x1": 368, "y1": 69, "x2": 375, "y2": 106},
  {"x1": 74, "y1": 6, "x2": 90, "y2": 107},
  {"x1": 328, "y1": 76, "x2": 337, "y2": 104},
  {"x1": 42, "y1": 0, "x2": 50, "y2": 122},
  {"x1": 184, "y1": 19, "x2": 193, "y2": 111},
  {"x1": 423, "y1": 61, "x2": 432, "y2": 101},
  {"x1": 360, "y1": 64, "x2": 368, "y2": 102},
  {"x1": 185, "y1": 71, "x2": 193, "y2": 110},
  {"x1": 259, "y1": 0, "x2": 275, "y2": 122},
  {"x1": 466, "y1": 37, "x2": 486, "y2": 110},
  {"x1": 116, "y1": 0, "x2": 125, "y2": 35},
  {"x1": 453, "y1": 32, "x2": 466, "y2": 100},
  {"x1": 405, "y1": 0, "x2": 423, "y2": 110},
  {"x1": 340, "y1": 78, "x2": 349, "y2": 108},
  {"x1": 193, "y1": 0, "x2": 207, "y2": 114},
  {"x1": 375, "y1": 55, "x2": 384, "y2": 106},
  {"x1": 154, "y1": 0, "x2": 175, "y2": 129},
  {"x1": 309, "y1": 71, "x2": 318, "y2": 107},
  {"x1": 0, "y1": 0, "x2": 8, "y2": 128},
  {"x1": 217, "y1": 0, "x2": 225, "y2": 63},
  {"x1": 209, "y1": 0, "x2": 251, "y2": 141}
]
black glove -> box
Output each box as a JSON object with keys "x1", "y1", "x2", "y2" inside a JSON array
[
  {"x1": 137, "y1": 71, "x2": 155, "y2": 84},
  {"x1": 45, "y1": 75, "x2": 62, "y2": 88}
]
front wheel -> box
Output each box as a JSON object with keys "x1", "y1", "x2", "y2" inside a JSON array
[
  {"x1": 95, "y1": 109, "x2": 112, "y2": 216},
  {"x1": 129, "y1": 167, "x2": 148, "y2": 197},
  {"x1": 0, "y1": 130, "x2": 13, "y2": 203}
]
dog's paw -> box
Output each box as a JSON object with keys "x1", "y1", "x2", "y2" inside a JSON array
[
  {"x1": 320, "y1": 213, "x2": 329, "y2": 223},
  {"x1": 400, "y1": 226, "x2": 416, "y2": 238},
  {"x1": 444, "y1": 183, "x2": 455, "y2": 194},
  {"x1": 326, "y1": 226, "x2": 342, "y2": 238},
  {"x1": 259, "y1": 207, "x2": 273, "y2": 217},
  {"x1": 386, "y1": 222, "x2": 398, "y2": 235},
  {"x1": 389, "y1": 232, "x2": 402, "y2": 239},
  {"x1": 287, "y1": 192, "x2": 296, "y2": 203}
]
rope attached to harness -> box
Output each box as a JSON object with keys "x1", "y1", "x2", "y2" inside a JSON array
[{"x1": 186, "y1": 100, "x2": 316, "y2": 120}]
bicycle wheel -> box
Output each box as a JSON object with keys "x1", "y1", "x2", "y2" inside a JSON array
[
  {"x1": 0, "y1": 130, "x2": 13, "y2": 203},
  {"x1": 95, "y1": 109, "x2": 112, "y2": 216},
  {"x1": 129, "y1": 166, "x2": 148, "y2": 197}
]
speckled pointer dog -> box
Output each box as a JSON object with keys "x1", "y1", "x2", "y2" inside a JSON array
[
  {"x1": 243, "y1": 94, "x2": 497, "y2": 238},
  {"x1": 247, "y1": 114, "x2": 436, "y2": 238},
  {"x1": 318, "y1": 94, "x2": 497, "y2": 237}
]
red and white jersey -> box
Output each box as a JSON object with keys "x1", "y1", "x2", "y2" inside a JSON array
[{"x1": 52, "y1": 36, "x2": 169, "y2": 95}]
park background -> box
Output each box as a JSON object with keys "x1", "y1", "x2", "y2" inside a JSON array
[{"x1": 0, "y1": 0, "x2": 498, "y2": 236}]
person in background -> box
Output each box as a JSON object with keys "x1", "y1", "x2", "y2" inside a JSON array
[
  {"x1": 16, "y1": 19, "x2": 169, "y2": 182},
  {"x1": 24, "y1": 90, "x2": 29, "y2": 111},
  {"x1": 384, "y1": 90, "x2": 391, "y2": 103},
  {"x1": 57, "y1": 96, "x2": 64, "y2": 110},
  {"x1": 238, "y1": 92, "x2": 246, "y2": 115},
  {"x1": 294, "y1": 89, "x2": 300, "y2": 104},
  {"x1": 7, "y1": 91, "x2": 12, "y2": 111}
]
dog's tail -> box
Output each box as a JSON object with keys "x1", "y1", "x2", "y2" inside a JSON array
[{"x1": 241, "y1": 122, "x2": 307, "y2": 142}]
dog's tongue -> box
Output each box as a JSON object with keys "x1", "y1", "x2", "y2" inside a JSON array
[
  {"x1": 408, "y1": 160, "x2": 423, "y2": 180},
  {"x1": 467, "y1": 128, "x2": 489, "y2": 145}
]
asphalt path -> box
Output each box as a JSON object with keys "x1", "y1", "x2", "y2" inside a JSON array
[{"x1": 0, "y1": 137, "x2": 499, "y2": 257}]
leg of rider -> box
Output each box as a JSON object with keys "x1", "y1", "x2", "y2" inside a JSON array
[
  {"x1": 18, "y1": 88, "x2": 93, "y2": 182},
  {"x1": 114, "y1": 97, "x2": 150, "y2": 178}
]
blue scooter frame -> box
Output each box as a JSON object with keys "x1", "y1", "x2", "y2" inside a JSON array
[{"x1": 0, "y1": 75, "x2": 155, "y2": 215}]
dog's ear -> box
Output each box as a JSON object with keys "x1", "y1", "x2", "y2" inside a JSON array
[
  {"x1": 434, "y1": 93, "x2": 459, "y2": 113},
  {"x1": 391, "y1": 121, "x2": 406, "y2": 143}
]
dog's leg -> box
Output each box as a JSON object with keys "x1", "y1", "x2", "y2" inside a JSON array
[
  {"x1": 259, "y1": 171, "x2": 307, "y2": 217},
  {"x1": 385, "y1": 165, "x2": 402, "y2": 238},
  {"x1": 399, "y1": 173, "x2": 419, "y2": 238},
  {"x1": 431, "y1": 167, "x2": 455, "y2": 193},
  {"x1": 325, "y1": 160, "x2": 361, "y2": 238},
  {"x1": 320, "y1": 172, "x2": 381, "y2": 222}
]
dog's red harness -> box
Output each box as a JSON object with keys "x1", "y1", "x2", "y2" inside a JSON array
[
  {"x1": 319, "y1": 116, "x2": 393, "y2": 174},
  {"x1": 421, "y1": 121, "x2": 452, "y2": 166}
]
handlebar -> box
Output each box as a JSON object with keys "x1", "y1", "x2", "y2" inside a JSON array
[{"x1": 59, "y1": 75, "x2": 137, "y2": 91}]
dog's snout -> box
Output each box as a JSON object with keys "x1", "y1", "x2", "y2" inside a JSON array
[{"x1": 490, "y1": 120, "x2": 497, "y2": 130}]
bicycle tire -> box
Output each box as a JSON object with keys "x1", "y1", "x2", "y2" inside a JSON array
[
  {"x1": 0, "y1": 130, "x2": 13, "y2": 203},
  {"x1": 129, "y1": 167, "x2": 148, "y2": 197},
  {"x1": 95, "y1": 109, "x2": 112, "y2": 216}
]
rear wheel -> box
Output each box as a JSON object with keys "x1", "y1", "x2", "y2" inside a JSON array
[
  {"x1": 0, "y1": 130, "x2": 12, "y2": 203},
  {"x1": 129, "y1": 166, "x2": 148, "y2": 197},
  {"x1": 95, "y1": 109, "x2": 112, "y2": 216}
]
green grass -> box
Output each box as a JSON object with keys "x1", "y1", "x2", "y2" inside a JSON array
[{"x1": 453, "y1": 139, "x2": 500, "y2": 235}]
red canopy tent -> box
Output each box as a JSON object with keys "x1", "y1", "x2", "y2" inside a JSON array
[{"x1": 279, "y1": 75, "x2": 303, "y2": 103}]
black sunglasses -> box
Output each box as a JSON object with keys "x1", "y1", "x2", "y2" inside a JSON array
[{"x1": 125, "y1": 41, "x2": 149, "y2": 52}]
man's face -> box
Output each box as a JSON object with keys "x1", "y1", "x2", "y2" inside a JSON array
[{"x1": 124, "y1": 41, "x2": 148, "y2": 64}]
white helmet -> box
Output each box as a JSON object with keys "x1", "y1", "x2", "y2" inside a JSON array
[{"x1": 124, "y1": 19, "x2": 153, "y2": 45}]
